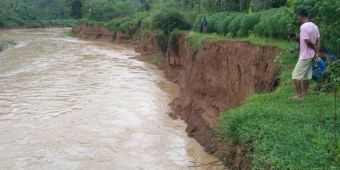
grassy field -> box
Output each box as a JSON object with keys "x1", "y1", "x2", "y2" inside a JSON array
[
  {"x1": 186, "y1": 32, "x2": 293, "y2": 52},
  {"x1": 208, "y1": 37, "x2": 340, "y2": 169}
]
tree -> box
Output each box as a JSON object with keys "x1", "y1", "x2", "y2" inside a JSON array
[{"x1": 70, "y1": 0, "x2": 82, "y2": 19}]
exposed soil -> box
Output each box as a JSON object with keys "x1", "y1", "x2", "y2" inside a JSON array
[
  {"x1": 137, "y1": 35, "x2": 280, "y2": 169},
  {"x1": 72, "y1": 25, "x2": 280, "y2": 169},
  {"x1": 72, "y1": 24, "x2": 112, "y2": 41}
]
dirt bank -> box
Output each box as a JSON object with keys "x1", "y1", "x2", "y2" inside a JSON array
[
  {"x1": 72, "y1": 25, "x2": 280, "y2": 169},
  {"x1": 165, "y1": 35, "x2": 279, "y2": 169},
  {"x1": 130, "y1": 34, "x2": 280, "y2": 169},
  {"x1": 168, "y1": 35, "x2": 279, "y2": 149},
  {"x1": 73, "y1": 24, "x2": 112, "y2": 41}
]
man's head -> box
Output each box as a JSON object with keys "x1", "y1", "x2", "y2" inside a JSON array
[{"x1": 297, "y1": 8, "x2": 309, "y2": 24}]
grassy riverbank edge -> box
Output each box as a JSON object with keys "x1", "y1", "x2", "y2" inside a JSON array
[{"x1": 189, "y1": 34, "x2": 340, "y2": 169}]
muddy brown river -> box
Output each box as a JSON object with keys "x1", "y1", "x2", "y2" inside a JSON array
[{"x1": 0, "y1": 29, "x2": 223, "y2": 170}]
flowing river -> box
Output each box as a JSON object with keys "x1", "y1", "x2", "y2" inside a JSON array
[{"x1": 0, "y1": 29, "x2": 223, "y2": 170}]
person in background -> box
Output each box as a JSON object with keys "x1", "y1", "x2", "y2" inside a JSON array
[
  {"x1": 200, "y1": 18, "x2": 208, "y2": 33},
  {"x1": 291, "y1": 9, "x2": 320, "y2": 100}
]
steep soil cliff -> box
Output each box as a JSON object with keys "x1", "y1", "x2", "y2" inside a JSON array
[{"x1": 166, "y1": 36, "x2": 280, "y2": 154}]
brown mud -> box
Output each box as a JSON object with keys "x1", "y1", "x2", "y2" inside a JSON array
[{"x1": 72, "y1": 25, "x2": 280, "y2": 170}]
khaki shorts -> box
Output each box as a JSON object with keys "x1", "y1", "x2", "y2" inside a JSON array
[{"x1": 292, "y1": 59, "x2": 313, "y2": 80}]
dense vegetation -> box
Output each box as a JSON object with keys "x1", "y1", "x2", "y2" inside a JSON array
[{"x1": 1, "y1": 0, "x2": 339, "y2": 169}]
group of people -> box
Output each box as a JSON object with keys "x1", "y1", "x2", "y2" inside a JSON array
[{"x1": 291, "y1": 9, "x2": 337, "y2": 100}]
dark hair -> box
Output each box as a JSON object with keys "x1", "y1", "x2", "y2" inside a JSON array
[{"x1": 297, "y1": 8, "x2": 309, "y2": 17}]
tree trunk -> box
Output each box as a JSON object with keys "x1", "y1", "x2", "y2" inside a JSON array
[
  {"x1": 198, "y1": 0, "x2": 201, "y2": 14},
  {"x1": 228, "y1": 0, "x2": 232, "y2": 13}
]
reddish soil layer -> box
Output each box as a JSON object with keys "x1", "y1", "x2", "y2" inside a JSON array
[
  {"x1": 167, "y1": 35, "x2": 279, "y2": 150},
  {"x1": 167, "y1": 36, "x2": 279, "y2": 170},
  {"x1": 72, "y1": 25, "x2": 280, "y2": 169}
]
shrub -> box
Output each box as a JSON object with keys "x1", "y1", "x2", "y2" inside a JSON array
[
  {"x1": 228, "y1": 13, "x2": 246, "y2": 36},
  {"x1": 156, "y1": 32, "x2": 168, "y2": 54},
  {"x1": 141, "y1": 16, "x2": 152, "y2": 30},
  {"x1": 105, "y1": 12, "x2": 151, "y2": 35},
  {"x1": 205, "y1": 13, "x2": 224, "y2": 33},
  {"x1": 237, "y1": 14, "x2": 260, "y2": 37},
  {"x1": 152, "y1": 10, "x2": 191, "y2": 35},
  {"x1": 254, "y1": 8, "x2": 295, "y2": 39},
  {"x1": 216, "y1": 13, "x2": 237, "y2": 35},
  {"x1": 83, "y1": 0, "x2": 135, "y2": 21},
  {"x1": 167, "y1": 29, "x2": 182, "y2": 55}
]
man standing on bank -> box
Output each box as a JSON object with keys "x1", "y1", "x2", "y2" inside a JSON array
[{"x1": 292, "y1": 9, "x2": 320, "y2": 100}]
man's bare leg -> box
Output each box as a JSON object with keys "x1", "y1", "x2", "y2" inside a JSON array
[
  {"x1": 302, "y1": 80, "x2": 309, "y2": 97},
  {"x1": 294, "y1": 79, "x2": 303, "y2": 98}
]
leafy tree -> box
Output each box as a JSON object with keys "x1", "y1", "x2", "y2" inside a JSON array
[
  {"x1": 70, "y1": 0, "x2": 83, "y2": 19},
  {"x1": 151, "y1": 10, "x2": 191, "y2": 35},
  {"x1": 82, "y1": 0, "x2": 135, "y2": 21}
]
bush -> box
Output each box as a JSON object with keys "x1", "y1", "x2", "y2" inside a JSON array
[
  {"x1": 192, "y1": 8, "x2": 295, "y2": 40},
  {"x1": 156, "y1": 32, "x2": 168, "y2": 54},
  {"x1": 216, "y1": 14, "x2": 237, "y2": 35},
  {"x1": 167, "y1": 29, "x2": 182, "y2": 55},
  {"x1": 228, "y1": 13, "x2": 246, "y2": 36},
  {"x1": 254, "y1": 8, "x2": 295, "y2": 39},
  {"x1": 105, "y1": 12, "x2": 151, "y2": 37},
  {"x1": 83, "y1": 0, "x2": 135, "y2": 21},
  {"x1": 205, "y1": 13, "x2": 224, "y2": 33},
  {"x1": 237, "y1": 14, "x2": 260, "y2": 37},
  {"x1": 193, "y1": 12, "x2": 239, "y2": 35},
  {"x1": 152, "y1": 10, "x2": 191, "y2": 35}
]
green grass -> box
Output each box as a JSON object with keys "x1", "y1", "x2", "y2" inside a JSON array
[
  {"x1": 231, "y1": 34, "x2": 293, "y2": 50},
  {"x1": 186, "y1": 32, "x2": 294, "y2": 52},
  {"x1": 215, "y1": 48, "x2": 340, "y2": 169},
  {"x1": 186, "y1": 32, "x2": 226, "y2": 51}
]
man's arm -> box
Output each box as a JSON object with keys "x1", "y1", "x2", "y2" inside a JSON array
[
  {"x1": 315, "y1": 37, "x2": 320, "y2": 56},
  {"x1": 305, "y1": 37, "x2": 320, "y2": 59},
  {"x1": 305, "y1": 39, "x2": 316, "y2": 51}
]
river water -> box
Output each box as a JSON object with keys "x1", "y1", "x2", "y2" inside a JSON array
[{"x1": 0, "y1": 29, "x2": 223, "y2": 170}]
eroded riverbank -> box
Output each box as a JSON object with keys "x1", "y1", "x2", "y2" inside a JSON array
[{"x1": 0, "y1": 28, "x2": 223, "y2": 170}]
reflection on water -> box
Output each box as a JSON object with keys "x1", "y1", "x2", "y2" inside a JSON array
[{"x1": 0, "y1": 29, "x2": 223, "y2": 170}]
